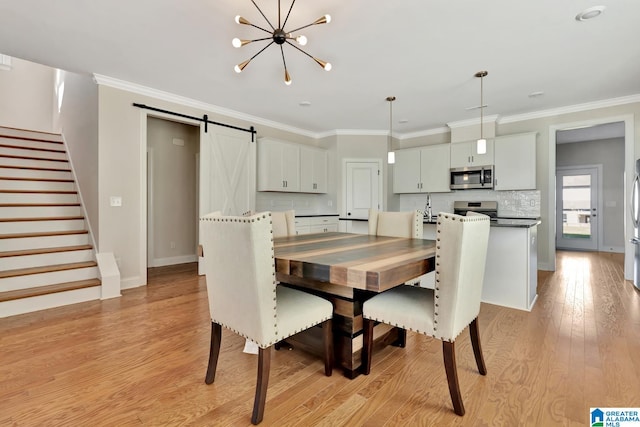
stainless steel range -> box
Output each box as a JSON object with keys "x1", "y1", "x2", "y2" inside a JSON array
[{"x1": 453, "y1": 201, "x2": 498, "y2": 220}]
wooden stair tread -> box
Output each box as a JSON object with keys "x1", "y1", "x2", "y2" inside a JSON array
[
  {"x1": 0, "y1": 244, "x2": 93, "y2": 258},
  {"x1": 0, "y1": 154, "x2": 68, "y2": 163},
  {"x1": 0, "y1": 164, "x2": 72, "y2": 172},
  {"x1": 0, "y1": 203, "x2": 80, "y2": 207},
  {"x1": 0, "y1": 229, "x2": 88, "y2": 239},
  {"x1": 0, "y1": 216, "x2": 84, "y2": 223},
  {"x1": 0, "y1": 261, "x2": 98, "y2": 278},
  {"x1": 0, "y1": 278, "x2": 101, "y2": 302},
  {"x1": 0, "y1": 176, "x2": 74, "y2": 183},
  {"x1": 0, "y1": 143, "x2": 66, "y2": 153},
  {"x1": 0, "y1": 191, "x2": 78, "y2": 197}
]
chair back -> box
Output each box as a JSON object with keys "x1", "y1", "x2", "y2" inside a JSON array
[
  {"x1": 368, "y1": 209, "x2": 423, "y2": 238},
  {"x1": 200, "y1": 212, "x2": 278, "y2": 347},
  {"x1": 271, "y1": 210, "x2": 296, "y2": 237},
  {"x1": 434, "y1": 212, "x2": 490, "y2": 341}
]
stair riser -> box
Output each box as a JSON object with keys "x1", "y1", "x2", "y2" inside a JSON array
[
  {"x1": 0, "y1": 206, "x2": 82, "y2": 218},
  {"x1": 0, "y1": 192, "x2": 78, "y2": 204},
  {"x1": 0, "y1": 146, "x2": 67, "y2": 161},
  {"x1": 0, "y1": 167, "x2": 72, "y2": 180},
  {"x1": 0, "y1": 219, "x2": 85, "y2": 234},
  {"x1": 0, "y1": 180, "x2": 76, "y2": 192},
  {"x1": 0, "y1": 249, "x2": 94, "y2": 270},
  {"x1": 0, "y1": 286, "x2": 101, "y2": 319},
  {"x1": 1, "y1": 266, "x2": 99, "y2": 292},
  {"x1": 0, "y1": 157, "x2": 70, "y2": 170},
  {"x1": 0, "y1": 137, "x2": 65, "y2": 152},
  {"x1": 2, "y1": 233, "x2": 89, "y2": 251},
  {"x1": 0, "y1": 128, "x2": 63, "y2": 143}
]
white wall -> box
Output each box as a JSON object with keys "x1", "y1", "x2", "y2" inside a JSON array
[
  {"x1": 0, "y1": 57, "x2": 54, "y2": 132},
  {"x1": 54, "y1": 70, "x2": 99, "y2": 246}
]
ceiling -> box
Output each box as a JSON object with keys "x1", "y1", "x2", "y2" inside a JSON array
[{"x1": 1, "y1": 1, "x2": 639, "y2": 137}]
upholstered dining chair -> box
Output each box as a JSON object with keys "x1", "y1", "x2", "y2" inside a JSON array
[
  {"x1": 200, "y1": 212, "x2": 334, "y2": 425},
  {"x1": 362, "y1": 212, "x2": 490, "y2": 416},
  {"x1": 368, "y1": 209, "x2": 424, "y2": 288},
  {"x1": 271, "y1": 209, "x2": 296, "y2": 237}
]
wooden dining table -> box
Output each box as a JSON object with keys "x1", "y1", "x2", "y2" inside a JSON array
[{"x1": 274, "y1": 232, "x2": 436, "y2": 378}]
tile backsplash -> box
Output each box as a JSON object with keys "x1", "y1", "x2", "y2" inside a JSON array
[{"x1": 399, "y1": 189, "x2": 540, "y2": 218}]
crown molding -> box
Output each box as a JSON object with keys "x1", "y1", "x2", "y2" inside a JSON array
[
  {"x1": 94, "y1": 74, "x2": 640, "y2": 140},
  {"x1": 446, "y1": 114, "x2": 500, "y2": 129},
  {"x1": 92, "y1": 74, "x2": 318, "y2": 138},
  {"x1": 497, "y1": 94, "x2": 640, "y2": 124}
]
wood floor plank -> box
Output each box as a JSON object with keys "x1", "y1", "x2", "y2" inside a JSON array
[{"x1": 1, "y1": 252, "x2": 639, "y2": 426}]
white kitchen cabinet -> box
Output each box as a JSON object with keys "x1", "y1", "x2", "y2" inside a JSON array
[
  {"x1": 450, "y1": 139, "x2": 494, "y2": 168},
  {"x1": 299, "y1": 145, "x2": 327, "y2": 193},
  {"x1": 393, "y1": 144, "x2": 451, "y2": 193},
  {"x1": 494, "y1": 132, "x2": 537, "y2": 190},
  {"x1": 257, "y1": 138, "x2": 300, "y2": 192},
  {"x1": 295, "y1": 216, "x2": 338, "y2": 235}
]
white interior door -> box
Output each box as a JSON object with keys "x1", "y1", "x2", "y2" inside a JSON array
[
  {"x1": 198, "y1": 125, "x2": 256, "y2": 273},
  {"x1": 556, "y1": 166, "x2": 599, "y2": 250},
  {"x1": 345, "y1": 160, "x2": 381, "y2": 219}
]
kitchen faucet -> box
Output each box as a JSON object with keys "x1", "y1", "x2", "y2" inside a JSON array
[{"x1": 424, "y1": 194, "x2": 433, "y2": 221}]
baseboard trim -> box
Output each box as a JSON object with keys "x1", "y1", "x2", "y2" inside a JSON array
[{"x1": 149, "y1": 255, "x2": 198, "y2": 268}]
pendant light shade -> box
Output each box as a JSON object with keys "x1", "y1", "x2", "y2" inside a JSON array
[
  {"x1": 475, "y1": 71, "x2": 488, "y2": 155},
  {"x1": 386, "y1": 96, "x2": 396, "y2": 164}
]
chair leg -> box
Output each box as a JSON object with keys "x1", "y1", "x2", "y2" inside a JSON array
[
  {"x1": 251, "y1": 346, "x2": 271, "y2": 425},
  {"x1": 361, "y1": 318, "x2": 374, "y2": 375},
  {"x1": 469, "y1": 317, "x2": 487, "y2": 375},
  {"x1": 205, "y1": 322, "x2": 222, "y2": 384},
  {"x1": 392, "y1": 328, "x2": 407, "y2": 348},
  {"x1": 443, "y1": 341, "x2": 465, "y2": 416},
  {"x1": 323, "y1": 319, "x2": 334, "y2": 376}
]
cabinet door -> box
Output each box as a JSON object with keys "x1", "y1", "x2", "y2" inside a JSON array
[
  {"x1": 450, "y1": 142, "x2": 472, "y2": 168},
  {"x1": 450, "y1": 140, "x2": 494, "y2": 168},
  {"x1": 393, "y1": 148, "x2": 422, "y2": 193},
  {"x1": 494, "y1": 133, "x2": 536, "y2": 190},
  {"x1": 420, "y1": 144, "x2": 451, "y2": 193},
  {"x1": 257, "y1": 138, "x2": 299, "y2": 192},
  {"x1": 300, "y1": 146, "x2": 327, "y2": 193}
]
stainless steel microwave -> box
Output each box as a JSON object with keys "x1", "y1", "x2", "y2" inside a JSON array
[{"x1": 450, "y1": 166, "x2": 494, "y2": 190}]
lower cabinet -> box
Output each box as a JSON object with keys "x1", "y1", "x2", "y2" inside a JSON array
[{"x1": 295, "y1": 216, "x2": 338, "y2": 235}]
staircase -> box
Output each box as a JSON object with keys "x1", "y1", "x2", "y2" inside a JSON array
[{"x1": 0, "y1": 126, "x2": 102, "y2": 318}]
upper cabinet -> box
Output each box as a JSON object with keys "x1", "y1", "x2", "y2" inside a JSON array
[
  {"x1": 299, "y1": 145, "x2": 328, "y2": 193},
  {"x1": 393, "y1": 144, "x2": 451, "y2": 193},
  {"x1": 450, "y1": 139, "x2": 494, "y2": 168},
  {"x1": 494, "y1": 132, "x2": 537, "y2": 190},
  {"x1": 257, "y1": 137, "x2": 328, "y2": 193}
]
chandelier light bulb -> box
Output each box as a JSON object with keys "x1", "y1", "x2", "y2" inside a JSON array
[
  {"x1": 324, "y1": 14, "x2": 332, "y2": 24},
  {"x1": 296, "y1": 35, "x2": 307, "y2": 46},
  {"x1": 232, "y1": 38, "x2": 242, "y2": 48},
  {"x1": 234, "y1": 65, "x2": 243, "y2": 73},
  {"x1": 324, "y1": 62, "x2": 332, "y2": 71},
  {"x1": 235, "y1": 15, "x2": 242, "y2": 24}
]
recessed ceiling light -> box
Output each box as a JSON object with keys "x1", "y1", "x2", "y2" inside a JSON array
[
  {"x1": 528, "y1": 91, "x2": 544, "y2": 98},
  {"x1": 575, "y1": 6, "x2": 605, "y2": 21},
  {"x1": 299, "y1": 101, "x2": 311, "y2": 107}
]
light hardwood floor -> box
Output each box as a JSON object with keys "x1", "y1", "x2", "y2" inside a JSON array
[{"x1": 1, "y1": 251, "x2": 639, "y2": 426}]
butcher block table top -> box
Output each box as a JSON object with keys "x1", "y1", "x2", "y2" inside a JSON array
[{"x1": 274, "y1": 232, "x2": 436, "y2": 293}]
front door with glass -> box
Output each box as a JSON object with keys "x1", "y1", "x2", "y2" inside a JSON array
[{"x1": 556, "y1": 166, "x2": 599, "y2": 251}]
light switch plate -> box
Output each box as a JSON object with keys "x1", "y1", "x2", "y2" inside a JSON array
[{"x1": 110, "y1": 196, "x2": 122, "y2": 207}]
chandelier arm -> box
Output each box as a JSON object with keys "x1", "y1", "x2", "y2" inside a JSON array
[
  {"x1": 285, "y1": 40, "x2": 314, "y2": 59},
  {"x1": 247, "y1": 41, "x2": 276, "y2": 62},
  {"x1": 250, "y1": 0, "x2": 275, "y2": 31},
  {"x1": 244, "y1": 23, "x2": 274, "y2": 35},
  {"x1": 288, "y1": 21, "x2": 316, "y2": 33},
  {"x1": 282, "y1": 0, "x2": 296, "y2": 29}
]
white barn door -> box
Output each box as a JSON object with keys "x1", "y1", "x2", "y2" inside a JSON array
[{"x1": 198, "y1": 125, "x2": 256, "y2": 273}]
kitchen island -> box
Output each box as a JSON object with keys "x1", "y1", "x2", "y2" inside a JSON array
[{"x1": 340, "y1": 216, "x2": 540, "y2": 311}]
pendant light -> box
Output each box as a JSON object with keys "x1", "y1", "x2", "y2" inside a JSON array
[
  {"x1": 387, "y1": 96, "x2": 396, "y2": 164},
  {"x1": 475, "y1": 71, "x2": 488, "y2": 155}
]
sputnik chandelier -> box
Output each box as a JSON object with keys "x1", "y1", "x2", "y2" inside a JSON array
[{"x1": 232, "y1": 0, "x2": 332, "y2": 85}]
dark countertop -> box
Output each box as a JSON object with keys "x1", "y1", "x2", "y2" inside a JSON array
[
  {"x1": 340, "y1": 216, "x2": 541, "y2": 228},
  {"x1": 296, "y1": 214, "x2": 339, "y2": 218}
]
